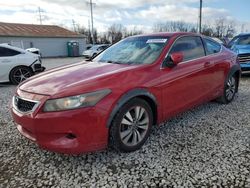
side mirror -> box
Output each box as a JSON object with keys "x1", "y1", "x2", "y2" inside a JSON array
[
  {"x1": 164, "y1": 52, "x2": 184, "y2": 68},
  {"x1": 170, "y1": 52, "x2": 183, "y2": 65}
]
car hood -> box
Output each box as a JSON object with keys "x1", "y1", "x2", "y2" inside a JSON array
[
  {"x1": 83, "y1": 50, "x2": 92, "y2": 54},
  {"x1": 232, "y1": 45, "x2": 250, "y2": 54},
  {"x1": 19, "y1": 61, "x2": 136, "y2": 96}
]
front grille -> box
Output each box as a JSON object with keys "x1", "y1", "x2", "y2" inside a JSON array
[
  {"x1": 34, "y1": 64, "x2": 42, "y2": 69},
  {"x1": 238, "y1": 53, "x2": 250, "y2": 63},
  {"x1": 14, "y1": 96, "x2": 38, "y2": 113}
]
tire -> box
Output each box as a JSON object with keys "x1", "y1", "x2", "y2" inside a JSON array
[
  {"x1": 9, "y1": 66, "x2": 33, "y2": 85},
  {"x1": 217, "y1": 74, "x2": 238, "y2": 104},
  {"x1": 109, "y1": 98, "x2": 153, "y2": 152}
]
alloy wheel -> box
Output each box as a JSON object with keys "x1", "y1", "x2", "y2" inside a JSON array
[
  {"x1": 119, "y1": 106, "x2": 149, "y2": 147},
  {"x1": 226, "y1": 76, "x2": 236, "y2": 101},
  {"x1": 13, "y1": 68, "x2": 32, "y2": 84}
]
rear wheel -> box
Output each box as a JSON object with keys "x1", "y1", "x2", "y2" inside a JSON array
[
  {"x1": 109, "y1": 98, "x2": 153, "y2": 152},
  {"x1": 9, "y1": 66, "x2": 33, "y2": 85},
  {"x1": 217, "y1": 74, "x2": 237, "y2": 104}
]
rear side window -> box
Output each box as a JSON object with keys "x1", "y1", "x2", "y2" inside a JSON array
[
  {"x1": 170, "y1": 36, "x2": 205, "y2": 62},
  {"x1": 0, "y1": 47, "x2": 21, "y2": 57},
  {"x1": 204, "y1": 38, "x2": 221, "y2": 55}
]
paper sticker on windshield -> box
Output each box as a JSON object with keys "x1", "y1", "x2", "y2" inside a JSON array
[{"x1": 146, "y1": 39, "x2": 168, "y2": 43}]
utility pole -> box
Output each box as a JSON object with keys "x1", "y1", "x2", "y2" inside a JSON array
[
  {"x1": 88, "y1": 19, "x2": 91, "y2": 43},
  {"x1": 198, "y1": 0, "x2": 202, "y2": 33},
  {"x1": 72, "y1": 19, "x2": 76, "y2": 32},
  {"x1": 87, "y1": 0, "x2": 95, "y2": 44},
  {"x1": 38, "y1": 7, "x2": 43, "y2": 25}
]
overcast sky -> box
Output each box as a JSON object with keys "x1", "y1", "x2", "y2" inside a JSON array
[{"x1": 0, "y1": 0, "x2": 250, "y2": 34}]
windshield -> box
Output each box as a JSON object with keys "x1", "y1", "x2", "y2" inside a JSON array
[
  {"x1": 228, "y1": 35, "x2": 250, "y2": 48},
  {"x1": 237, "y1": 35, "x2": 250, "y2": 45},
  {"x1": 89, "y1": 46, "x2": 99, "y2": 50},
  {"x1": 93, "y1": 36, "x2": 169, "y2": 65}
]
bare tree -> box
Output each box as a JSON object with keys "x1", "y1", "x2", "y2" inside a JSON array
[
  {"x1": 108, "y1": 24, "x2": 126, "y2": 43},
  {"x1": 153, "y1": 22, "x2": 169, "y2": 32},
  {"x1": 78, "y1": 26, "x2": 97, "y2": 44},
  {"x1": 153, "y1": 18, "x2": 236, "y2": 38},
  {"x1": 225, "y1": 20, "x2": 236, "y2": 38},
  {"x1": 78, "y1": 26, "x2": 91, "y2": 43},
  {"x1": 214, "y1": 18, "x2": 226, "y2": 38},
  {"x1": 201, "y1": 22, "x2": 214, "y2": 37},
  {"x1": 214, "y1": 18, "x2": 236, "y2": 38},
  {"x1": 124, "y1": 26, "x2": 143, "y2": 37},
  {"x1": 97, "y1": 33, "x2": 110, "y2": 44},
  {"x1": 153, "y1": 21, "x2": 195, "y2": 32}
]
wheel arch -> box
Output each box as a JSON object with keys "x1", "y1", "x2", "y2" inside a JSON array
[
  {"x1": 9, "y1": 65, "x2": 34, "y2": 82},
  {"x1": 107, "y1": 88, "x2": 158, "y2": 128},
  {"x1": 227, "y1": 64, "x2": 241, "y2": 92}
]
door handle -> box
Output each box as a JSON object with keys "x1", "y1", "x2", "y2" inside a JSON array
[{"x1": 204, "y1": 62, "x2": 212, "y2": 67}]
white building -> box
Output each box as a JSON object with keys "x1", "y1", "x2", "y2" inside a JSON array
[{"x1": 0, "y1": 22, "x2": 86, "y2": 57}]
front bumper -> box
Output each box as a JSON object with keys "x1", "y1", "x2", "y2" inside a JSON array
[
  {"x1": 240, "y1": 62, "x2": 250, "y2": 71},
  {"x1": 83, "y1": 54, "x2": 91, "y2": 58},
  {"x1": 11, "y1": 91, "x2": 109, "y2": 154},
  {"x1": 34, "y1": 64, "x2": 46, "y2": 73}
]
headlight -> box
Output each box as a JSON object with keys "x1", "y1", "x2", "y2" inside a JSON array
[{"x1": 43, "y1": 89, "x2": 111, "y2": 112}]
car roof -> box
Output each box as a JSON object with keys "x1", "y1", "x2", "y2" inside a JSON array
[
  {"x1": 93, "y1": 44, "x2": 109, "y2": 47},
  {"x1": 0, "y1": 43, "x2": 12, "y2": 47},
  {"x1": 0, "y1": 43, "x2": 36, "y2": 55},
  {"x1": 131, "y1": 32, "x2": 201, "y2": 38},
  {"x1": 0, "y1": 43, "x2": 28, "y2": 53},
  {"x1": 211, "y1": 37, "x2": 223, "y2": 44},
  {"x1": 237, "y1": 33, "x2": 250, "y2": 37}
]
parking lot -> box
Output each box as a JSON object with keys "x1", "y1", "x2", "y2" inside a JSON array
[{"x1": 0, "y1": 58, "x2": 250, "y2": 187}]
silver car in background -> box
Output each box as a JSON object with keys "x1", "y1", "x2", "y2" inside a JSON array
[{"x1": 82, "y1": 44, "x2": 110, "y2": 58}]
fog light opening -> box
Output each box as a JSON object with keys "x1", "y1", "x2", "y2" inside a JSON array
[{"x1": 66, "y1": 133, "x2": 77, "y2": 139}]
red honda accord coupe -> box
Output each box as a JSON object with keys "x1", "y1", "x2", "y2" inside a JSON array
[{"x1": 11, "y1": 32, "x2": 241, "y2": 154}]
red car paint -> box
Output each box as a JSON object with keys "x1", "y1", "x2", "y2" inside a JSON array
[{"x1": 11, "y1": 32, "x2": 240, "y2": 154}]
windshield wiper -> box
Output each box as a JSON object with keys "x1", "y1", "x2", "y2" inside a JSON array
[
  {"x1": 126, "y1": 61, "x2": 137, "y2": 65},
  {"x1": 106, "y1": 60, "x2": 138, "y2": 65},
  {"x1": 106, "y1": 60, "x2": 123, "y2": 64}
]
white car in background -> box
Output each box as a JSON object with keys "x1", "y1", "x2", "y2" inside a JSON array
[
  {"x1": 82, "y1": 44, "x2": 110, "y2": 58},
  {"x1": 0, "y1": 44, "x2": 45, "y2": 84},
  {"x1": 26, "y1": 47, "x2": 41, "y2": 56}
]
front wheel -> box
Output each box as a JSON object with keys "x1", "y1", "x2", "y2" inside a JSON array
[
  {"x1": 109, "y1": 98, "x2": 153, "y2": 152},
  {"x1": 9, "y1": 66, "x2": 33, "y2": 85},
  {"x1": 217, "y1": 74, "x2": 238, "y2": 104}
]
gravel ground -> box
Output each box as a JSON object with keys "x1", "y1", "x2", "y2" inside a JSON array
[{"x1": 0, "y1": 69, "x2": 250, "y2": 187}]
